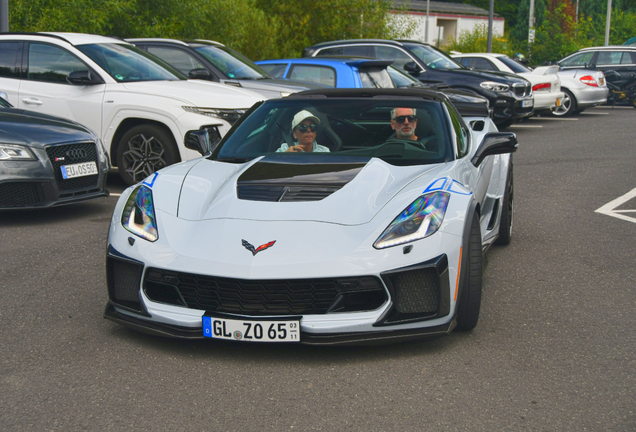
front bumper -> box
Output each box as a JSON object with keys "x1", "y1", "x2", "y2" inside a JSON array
[
  {"x1": 104, "y1": 241, "x2": 461, "y2": 345},
  {"x1": 0, "y1": 142, "x2": 109, "y2": 210},
  {"x1": 491, "y1": 94, "x2": 534, "y2": 123},
  {"x1": 104, "y1": 303, "x2": 455, "y2": 345}
]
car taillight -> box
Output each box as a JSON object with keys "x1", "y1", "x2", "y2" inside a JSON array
[
  {"x1": 580, "y1": 75, "x2": 599, "y2": 87},
  {"x1": 532, "y1": 82, "x2": 551, "y2": 91}
]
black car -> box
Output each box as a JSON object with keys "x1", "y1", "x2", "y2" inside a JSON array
[
  {"x1": 303, "y1": 39, "x2": 534, "y2": 127},
  {"x1": 0, "y1": 97, "x2": 109, "y2": 210},
  {"x1": 128, "y1": 38, "x2": 322, "y2": 99}
]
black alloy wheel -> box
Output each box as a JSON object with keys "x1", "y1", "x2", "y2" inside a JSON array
[
  {"x1": 116, "y1": 124, "x2": 179, "y2": 186},
  {"x1": 551, "y1": 89, "x2": 576, "y2": 117},
  {"x1": 456, "y1": 213, "x2": 484, "y2": 331}
]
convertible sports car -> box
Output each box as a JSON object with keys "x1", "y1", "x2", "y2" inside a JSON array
[
  {"x1": 0, "y1": 97, "x2": 109, "y2": 210},
  {"x1": 105, "y1": 88, "x2": 517, "y2": 344}
]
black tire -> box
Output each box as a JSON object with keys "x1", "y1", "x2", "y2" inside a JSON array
[
  {"x1": 456, "y1": 213, "x2": 484, "y2": 331},
  {"x1": 552, "y1": 89, "x2": 576, "y2": 117},
  {"x1": 495, "y1": 162, "x2": 513, "y2": 246},
  {"x1": 116, "y1": 124, "x2": 180, "y2": 186}
]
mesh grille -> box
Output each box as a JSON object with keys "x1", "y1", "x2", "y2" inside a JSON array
[
  {"x1": 0, "y1": 181, "x2": 46, "y2": 207},
  {"x1": 392, "y1": 268, "x2": 439, "y2": 314},
  {"x1": 144, "y1": 268, "x2": 386, "y2": 315},
  {"x1": 107, "y1": 257, "x2": 144, "y2": 311},
  {"x1": 45, "y1": 142, "x2": 99, "y2": 192}
]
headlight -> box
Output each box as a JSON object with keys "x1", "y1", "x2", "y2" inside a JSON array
[
  {"x1": 374, "y1": 192, "x2": 450, "y2": 249},
  {"x1": 122, "y1": 185, "x2": 158, "y2": 242},
  {"x1": 0, "y1": 144, "x2": 36, "y2": 161},
  {"x1": 480, "y1": 81, "x2": 510, "y2": 92},
  {"x1": 182, "y1": 106, "x2": 247, "y2": 125}
]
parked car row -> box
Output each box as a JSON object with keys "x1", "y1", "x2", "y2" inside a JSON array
[{"x1": 0, "y1": 33, "x2": 624, "y2": 212}]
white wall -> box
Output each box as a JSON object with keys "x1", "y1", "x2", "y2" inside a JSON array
[{"x1": 390, "y1": 12, "x2": 505, "y2": 47}]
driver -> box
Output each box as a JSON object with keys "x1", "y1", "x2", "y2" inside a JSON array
[
  {"x1": 390, "y1": 108, "x2": 418, "y2": 141},
  {"x1": 277, "y1": 110, "x2": 330, "y2": 153}
]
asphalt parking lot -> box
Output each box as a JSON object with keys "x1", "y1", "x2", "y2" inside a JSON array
[{"x1": 1, "y1": 106, "x2": 635, "y2": 431}]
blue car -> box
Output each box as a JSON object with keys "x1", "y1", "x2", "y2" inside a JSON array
[{"x1": 256, "y1": 58, "x2": 396, "y2": 89}]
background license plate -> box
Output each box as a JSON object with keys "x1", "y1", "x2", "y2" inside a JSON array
[
  {"x1": 522, "y1": 100, "x2": 534, "y2": 108},
  {"x1": 61, "y1": 162, "x2": 97, "y2": 179},
  {"x1": 203, "y1": 316, "x2": 300, "y2": 342}
]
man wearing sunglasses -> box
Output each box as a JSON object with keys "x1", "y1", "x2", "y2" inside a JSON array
[
  {"x1": 277, "y1": 110, "x2": 330, "y2": 153},
  {"x1": 390, "y1": 108, "x2": 419, "y2": 141}
]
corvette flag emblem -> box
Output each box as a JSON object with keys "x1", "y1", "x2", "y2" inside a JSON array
[{"x1": 242, "y1": 239, "x2": 276, "y2": 256}]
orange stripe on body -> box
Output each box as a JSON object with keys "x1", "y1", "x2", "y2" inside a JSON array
[{"x1": 454, "y1": 247, "x2": 462, "y2": 301}]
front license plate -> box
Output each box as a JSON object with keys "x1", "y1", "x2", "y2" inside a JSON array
[
  {"x1": 522, "y1": 99, "x2": 534, "y2": 108},
  {"x1": 203, "y1": 316, "x2": 300, "y2": 342},
  {"x1": 61, "y1": 161, "x2": 98, "y2": 179}
]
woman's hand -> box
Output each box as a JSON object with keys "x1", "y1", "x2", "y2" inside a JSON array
[{"x1": 286, "y1": 145, "x2": 305, "y2": 152}]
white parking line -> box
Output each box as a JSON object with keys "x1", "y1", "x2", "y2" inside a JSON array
[
  {"x1": 593, "y1": 106, "x2": 633, "y2": 109},
  {"x1": 109, "y1": 193, "x2": 122, "y2": 197},
  {"x1": 595, "y1": 187, "x2": 636, "y2": 224},
  {"x1": 580, "y1": 111, "x2": 609, "y2": 115},
  {"x1": 509, "y1": 125, "x2": 543, "y2": 128},
  {"x1": 529, "y1": 117, "x2": 579, "y2": 121}
]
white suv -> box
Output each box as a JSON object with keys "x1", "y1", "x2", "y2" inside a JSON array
[{"x1": 0, "y1": 33, "x2": 263, "y2": 185}]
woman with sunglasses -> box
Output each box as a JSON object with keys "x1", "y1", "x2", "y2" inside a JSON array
[
  {"x1": 390, "y1": 108, "x2": 419, "y2": 141},
  {"x1": 276, "y1": 110, "x2": 330, "y2": 153}
]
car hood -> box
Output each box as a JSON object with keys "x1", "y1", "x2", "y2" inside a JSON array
[
  {"x1": 153, "y1": 155, "x2": 444, "y2": 225},
  {"x1": 120, "y1": 79, "x2": 264, "y2": 107},
  {"x1": 219, "y1": 78, "x2": 323, "y2": 99},
  {"x1": 449, "y1": 68, "x2": 529, "y2": 84},
  {"x1": 0, "y1": 109, "x2": 93, "y2": 146}
]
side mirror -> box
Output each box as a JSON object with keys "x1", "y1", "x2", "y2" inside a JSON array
[
  {"x1": 471, "y1": 132, "x2": 518, "y2": 167},
  {"x1": 184, "y1": 127, "x2": 222, "y2": 156},
  {"x1": 67, "y1": 70, "x2": 100, "y2": 85},
  {"x1": 188, "y1": 68, "x2": 212, "y2": 80},
  {"x1": 404, "y1": 62, "x2": 422, "y2": 74}
]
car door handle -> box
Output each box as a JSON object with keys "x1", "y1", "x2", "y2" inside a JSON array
[{"x1": 22, "y1": 98, "x2": 43, "y2": 105}]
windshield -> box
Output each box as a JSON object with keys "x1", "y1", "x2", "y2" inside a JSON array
[
  {"x1": 407, "y1": 44, "x2": 463, "y2": 70},
  {"x1": 194, "y1": 45, "x2": 268, "y2": 79},
  {"x1": 77, "y1": 43, "x2": 186, "y2": 82},
  {"x1": 214, "y1": 98, "x2": 452, "y2": 166},
  {"x1": 498, "y1": 56, "x2": 532, "y2": 73}
]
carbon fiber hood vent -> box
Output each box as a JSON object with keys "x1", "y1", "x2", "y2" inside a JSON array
[{"x1": 236, "y1": 157, "x2": 368, "y2": 202}]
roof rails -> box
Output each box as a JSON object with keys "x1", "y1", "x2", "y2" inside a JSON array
[
  {"x1": 0, "y1": 32, "x2": 74, "y2": 44},
  {"x1": 126, "y1": 38, "x2": 190, "y2": 46}
]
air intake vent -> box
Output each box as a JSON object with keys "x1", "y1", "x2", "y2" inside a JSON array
[
  {"x1": 0, "y1": 181, "x2": 46, "y2": 208},
  {"x1": 237, "y1": 184, "x2": 340, "y2": 202},
  {"x1": 107, "y1": 256, "x2": 144, "y2": 313}
]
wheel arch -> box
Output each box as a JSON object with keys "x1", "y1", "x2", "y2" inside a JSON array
[{"x1": 110, "y1": 118, "x2": 181, "y2": 167}]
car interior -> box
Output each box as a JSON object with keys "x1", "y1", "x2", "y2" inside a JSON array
[{"x1": 216, "y1": 100, "x2": 451, "y2": 165}]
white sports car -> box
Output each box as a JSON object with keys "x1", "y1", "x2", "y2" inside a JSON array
[{"x1": 104, "y1": 88, "x2": 517, "y2": 345}]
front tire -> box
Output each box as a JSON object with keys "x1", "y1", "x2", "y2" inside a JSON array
[
  {"x1": 552, "y1": 89, "x2": 576, "y2": 117},
  {"x1": 456, "y1": 213, "x2": 484, "y2": 331},
  {"x1": 495, "y1": 162, "x2": 513, "y2": 246},
  {"x1": 116, "y1": 124, "x2": 179, "y2": 186}
]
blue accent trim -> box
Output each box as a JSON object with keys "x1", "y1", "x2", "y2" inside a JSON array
[
  {"x1": 61, "y1": 166, "x2": 68, "y2": 179},
  {"x1": 143, "y1": 172, "x2": 158, "y2": 188},
  {"x1": 449, "y1": 180, "x2": 472, "y2": 196},
  {"x1": 423, "y1": 177, "x2": 472, "y2": 196},
  {"x1": 423, "y1": 177, "x2": 449, "y2": 193}
]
